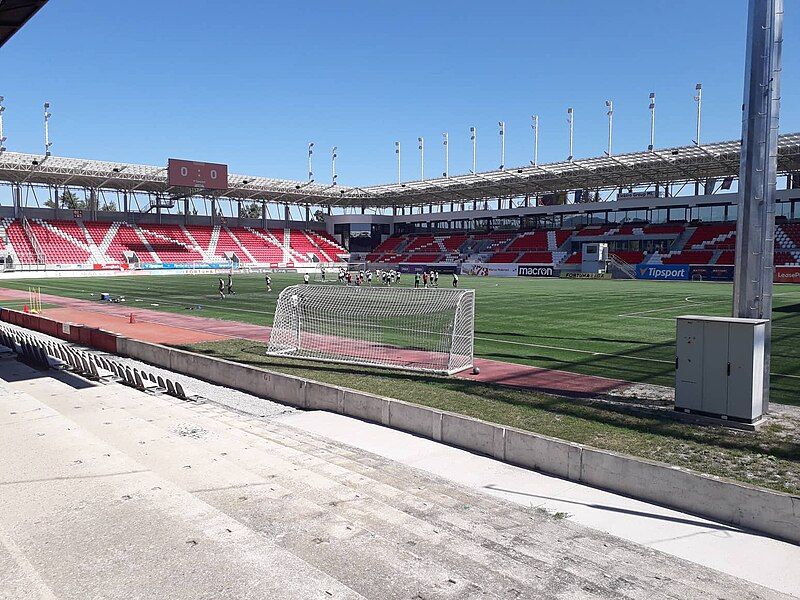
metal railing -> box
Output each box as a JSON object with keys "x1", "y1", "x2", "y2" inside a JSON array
[
  {"x1": 21, "y1": 215, "x2": 46, "y2": 264},
  {"x1": 608, "y1": 254, "x2": 637, "y2": 279}
]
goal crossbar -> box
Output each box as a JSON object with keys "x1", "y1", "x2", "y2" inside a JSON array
[{"x1": 266, "y1": 285, "x2": 475, "y2": 375}]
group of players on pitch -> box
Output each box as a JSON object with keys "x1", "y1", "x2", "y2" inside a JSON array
[
  {"x1": 414, "y1": 270, "x2": 458, "y2": 288},
  {"x1": 321, "y1": 267, "x2": 399, "y2": 286},
  {"x1": 216, "y1": 267, "x2": 459, "y2": 298}
]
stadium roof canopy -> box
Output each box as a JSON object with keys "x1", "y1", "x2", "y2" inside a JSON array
[
  {"x1": 1, "y1": 133, "x2": 799, "y2": 208},
  {"x1": 0, "y1": 0, "x2": 48, "y2": 48}
]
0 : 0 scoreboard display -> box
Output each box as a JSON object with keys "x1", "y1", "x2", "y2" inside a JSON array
[{"x1": 167, "y1": 158, "x2": 228, "y2": 190}]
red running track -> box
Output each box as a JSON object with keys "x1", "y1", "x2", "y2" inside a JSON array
[{"x1": 0, "y1": 287, "x2": 632, "y2": 396}]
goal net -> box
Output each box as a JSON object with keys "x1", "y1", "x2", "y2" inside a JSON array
[{"x1": 266, "y1": 285, "x2": 475, "y2": 374}]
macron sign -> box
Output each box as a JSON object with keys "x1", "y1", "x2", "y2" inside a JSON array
[
  {"x1": 517, "y1": 266, "x2": 556, "y2": 277},
  {"x1": 635, "y1": 265, "x2": 690, "y2": 281}
]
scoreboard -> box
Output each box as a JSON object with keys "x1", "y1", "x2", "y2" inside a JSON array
[{"x1": 167, "y1": 158, "x2": 228, "y2": 190}]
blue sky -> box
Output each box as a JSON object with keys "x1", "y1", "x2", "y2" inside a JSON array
[{"x1": 0, "y1": 0, "x2": 796, "y2": 186}]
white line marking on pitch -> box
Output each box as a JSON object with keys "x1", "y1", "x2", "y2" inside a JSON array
[
  {"x1": 474, "y1": 336, "x2": 673, "y2": 364},
  {"x1": 473, "y1": 335, "x2": 800, "y2": 379}
]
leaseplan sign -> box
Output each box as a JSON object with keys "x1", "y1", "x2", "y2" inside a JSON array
[{"x1": 635, "y1": 264, "x2": 690, "y2": 281}]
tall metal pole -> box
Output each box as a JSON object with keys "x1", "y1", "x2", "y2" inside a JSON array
[
  {"x1": 469, "y1": 126, "x2": 476, "y2": 173},
  {"x1": 0, "y1": 96, "x2": 6, "y2": 155},
  {"x1": 331, "y1": 146, "x2": 337, "y2": 185},
  {"x1": 531, "y1": 115, "x2": 539, "y2": 166},
  {"x1": 418, "y1": 137, "x2": 424, "y2": 180},
  {"x1": 43, "y1": 102, "x2": 52, "y2": 156},
  {"x1": 307, "y1": 142, "x2": 314, "y2": 181},
  {"x1": 442, "y1": 132, "x2": 449, "y2": 177},
  {"x1": 566, "y1": 107, "x2": 574, "y2": 161},
  {"x1": 498, "y1": 121, "x2": 505, "y2": 169},
  {"x1": 395, "y1": 141, "x2": 401, "y2": 183},
  {"x1": 648, "y1": 93, "x2": 656, "y2": 151},
  {"x1": 605, "y1": 100, "x2": 613, "y2": 156},
  {"x1": 693, "y1": 83, "x2": 702, "y2": 145},
  {"x1": 733, "y1": 0, "x2": 783, "y2": 414}
]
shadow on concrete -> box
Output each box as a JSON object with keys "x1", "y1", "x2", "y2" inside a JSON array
[
  {"x1": 483, "y1": 484, "x2": 746, "y2": 535},
  {"x1": 0, "y1": 357, "x2": 94, "y2": 389}
]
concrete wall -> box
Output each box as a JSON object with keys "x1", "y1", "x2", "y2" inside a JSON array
[
  {"x1": 109, "y1": 336, "x2": 800, "y2": 545},
  {"x1": 4, "y1": 308, "x2": 797, "y2": 546}
]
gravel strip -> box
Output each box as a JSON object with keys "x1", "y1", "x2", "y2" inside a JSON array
[{"x1": 108, "y1": 354, "x2": 297, "y2": 419}]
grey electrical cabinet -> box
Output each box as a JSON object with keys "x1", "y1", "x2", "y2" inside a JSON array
[{"x1": 675, "y1": 315, "x2": 768, "y2": 423}]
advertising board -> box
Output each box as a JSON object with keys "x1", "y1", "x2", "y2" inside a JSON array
[
  {"x1": 517, "y1": 265, "x2": 558, "y2": 277},
  {"x1": 775, "y1": 266, "x2": 800, "y2": 283},
  {"x1": 560, "y1": 271, "x2": 612, "y2": 280},
  {"x1": 690, "y1": 264, "x2": 735, "y2": 281},
  {"x1": 635, "y1": 264, "x2": 690, "y2": 281}
]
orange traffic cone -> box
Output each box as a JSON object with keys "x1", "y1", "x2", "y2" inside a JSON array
[{"x1": 129, "y1": 313, "x2": 136, "y2": 324}]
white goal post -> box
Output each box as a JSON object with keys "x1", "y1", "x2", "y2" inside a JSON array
[{"x1": 266, "y1": 285, "x2": 475, "y2": 374}]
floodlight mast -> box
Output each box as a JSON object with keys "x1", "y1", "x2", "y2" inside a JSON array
[
  {"x1": 331, "y1": 146, "x2": 337, "y2": 185},
  {"x1": 469, "y1": 126, "x2": 476, "y2": 173},
  {"x1": 43, "y1": 101, "x2": 52, "y2": 156},
  {"x1": 694, "y1": 83, "x2": 702, "y2": 145},
  {"x1": 566, "y1": 107, "x2": 574, "y2": 161},
  {"x1": 733, "y1": 0, "x2": 783, "y2": 414},
  {"x1": 498, "y1": 121, "x2": 505, "y2": 170},
  {"x1": 605, "y1": 100, "x2": 613, "y2": 156},
  {"x1": 442, "y1": 132, "x2": 449, "y2": 177},
  {"x1": 0, "y1": 96, "x2": 6, "y2": 155},
  {"x1": 531, "y1": 115, "x2": 539, "y2": 166},
  {"x1": 648, "y1": 93, "x2": 656, "y2": 151},
  {"x1": 395, "y1": 141, "x2": 401, "y2": 183},
  {"x1": 418, "y1": 137, "x2": 424, "y2": 180},
  {"x1": 307, "y1": 142, "x2": 314, "y2": 181}
]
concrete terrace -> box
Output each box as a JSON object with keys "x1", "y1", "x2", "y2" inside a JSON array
[{"x1": 0, "y1": 356, "x2": 797, "y2": 599}]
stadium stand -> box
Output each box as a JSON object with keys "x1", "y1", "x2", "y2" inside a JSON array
[
  {"x1": 29, "y1": 220, "x2": 91, "y2": 264},
  {"x1": 227, "y1": 227, "x2": 284, "y2": 263},
  {"x1": 518, "y1": 251, "x2": 554, "y2": 264},
  {"x1": 311, "y1": 230, "x2": 348, "y2": 260},
  {"x1": 507, "y1": 231, "x2": 549, "y2": 251},
  {"x1": 362, "y1": 219, "x2": 800, "y2": 270},
  {"x1": 487, "y1": 252, "x2": 519, "y2": 263},
  {"x1": 0, "y1": 218, "x2": 346, "y2": 267},
  {"x1": 685, "y1": 224, "x2": 737, "y2": 249},
  {"x1": 1, "y1": 215, "x2": 798, "y2": 270},
  {"x1": 5, "y1": 219, "x2": 38, "y2": 264},
  {"x1": 661, "y1": 250, "x2": 715, "y2": 265},
  {"x1": 610, "y1": 250, "x2": 645, "y2": 264}
]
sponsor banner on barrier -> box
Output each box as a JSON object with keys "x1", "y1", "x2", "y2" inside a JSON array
[
  {"x1": 462, "y1": 263, "x2": 519, "y2": 277},
  {"x1": 517, "y1": 265, "x2": 559, "y2": 277},
  {"x1": 691, "y1": 264, "x2": 734, "y2": 281},
  {"x1": 560, "y1": 271, "x2": 612, "y2": 280},
  {"x1": 399, "y1": 264, "x2": 457, "y2": 274},
  {"x1": 775, "y1": 266, "x2": 800, "y2": 283},
  {"x1": 140, "y1": 261, "x2": 235, "y2": 270},
  {"x1": 635, "y1": 264, "x2": 690, "y2": 281}
]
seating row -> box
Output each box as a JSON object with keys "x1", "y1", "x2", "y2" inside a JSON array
[{"x1": 0, "y1": 323, "x2": 195, "y2": 401}]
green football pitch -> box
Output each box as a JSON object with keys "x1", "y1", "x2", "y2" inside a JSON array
[
  {"x1": 1, "y1": 273, "x2": 798, "y2": 404},
  {"x1": 3, "y1": 272, "x2": 799, "y2": 493}
]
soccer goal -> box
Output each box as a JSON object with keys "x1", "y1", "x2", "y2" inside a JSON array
[
  {"x1": 266, "y1": 285, "x2": 475, "y2": 374},
  {"x1": 313, "y1": 262, "x2": 341, "y2": 282}
]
